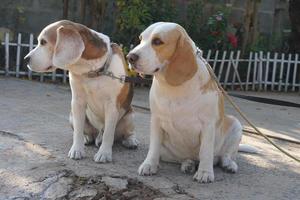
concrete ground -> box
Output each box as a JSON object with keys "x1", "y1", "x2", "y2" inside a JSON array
[{"x1": 0, "y1": 77, "x2": 299, "y2": 200}]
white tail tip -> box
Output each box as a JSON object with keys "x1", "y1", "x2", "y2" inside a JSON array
[{"x1": 238, "y1": 144, "x2": 258, "y2": 154}]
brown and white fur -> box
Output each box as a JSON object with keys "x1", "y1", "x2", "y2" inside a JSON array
[
  {"x1": 127, "y1": 22, "x2": 256, "y2": 183},
  {"x1": 25, "y1": 20, "x2": 138, "y2": 163}
]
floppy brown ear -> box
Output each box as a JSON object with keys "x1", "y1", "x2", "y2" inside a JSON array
[
  {"x1": 53, "y1": 26, "x2": 84, "y2": 67},
  {"x1": 79, "y1": 29, "x2": 108, "y2": 60},
  {"x1": 164, "y1": 28, "x2": 198, "y2": 86}
]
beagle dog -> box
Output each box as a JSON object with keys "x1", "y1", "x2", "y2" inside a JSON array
[
  {"x1": 25, "y1": 20, "x2": 138, "y2": 163},
  {"x1": 127, "y1": 22, "x2": 255, "y2": 183}
]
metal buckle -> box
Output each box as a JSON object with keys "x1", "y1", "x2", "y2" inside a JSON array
[
  {"x1": 87, "y1": 71, "x2": 99, "y2": 78},
  {"x1": 119, "y1": 75, "x2": 126, "y2": 83}
]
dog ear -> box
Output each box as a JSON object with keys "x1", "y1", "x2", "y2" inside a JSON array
[
  {"x1": 53, "y1": 26, "x2": 84, "y2": 67},
  {"x1": 164, "y1": 28, "x2": 198, "y2": 86}
]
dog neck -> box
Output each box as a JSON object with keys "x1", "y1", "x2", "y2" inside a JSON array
[{"x1": 67, "y1": 44, "x2": 112, "y2": 76}]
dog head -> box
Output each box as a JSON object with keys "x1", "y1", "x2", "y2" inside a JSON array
[
  {"x1": 24, "y1": 20, "x2": 109, "y2": 73},
  {"x1": 127, "y1": 22, "x2": 198, "y2": 86}
]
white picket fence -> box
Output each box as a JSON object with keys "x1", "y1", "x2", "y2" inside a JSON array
[{"x1": 1, "y1": 32, "x2": 300, "y2": 92}]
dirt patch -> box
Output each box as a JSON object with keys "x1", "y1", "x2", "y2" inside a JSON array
[{"x1": 35, "y1": 170, "x2": 164, "y2": 200}]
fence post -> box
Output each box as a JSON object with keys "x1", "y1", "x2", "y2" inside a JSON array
[
  {"x1": 5, "y1": 33, "x2": 10, "y2": 76},
  {"x1": 245, "y1": 52, "x2": 253, "y2": 91},
  {"x1": 258, "y1": 51, "x2": 263, "y2": 91},
  {"x1": 284, "y1": 54, "x2": 292, "y2": 92},
  {"x1": 271, "y1": 53, "x2": 278, "y2": 91},
  {"x1": 16, "y1": 33, "x2": 22, "y2": 78},
  {"x1": 231, "y1": 50, "x2": 241, "y2": 90},
  {"x1": 224, "y1": 51, "x2": 234, "y2": 89},
  {"x1": 264, "y1": 52, "x2": 270, "y2": 91},
  {"x1": 63, "y1": 70, "x2": 67, "y2": 84},
  {"x1": 206, "y1": 50, "x2": 211, "y2": 61},
  {"x1": 252, "y1": 52, "x2": 258, "y2": 91},
  {"x1": 218, "y1": 51, "x2": 227, "y2": 83},
  {"x1": 28, "y1": 34, "x2": 34, "y2": 80},
  {"x1": 212, "y1": 50, "x2": 219, "y2": 71},
  {"x1": 278, "y1": 53, "x2": 285, "y2": 91},
  {"x1": 292, "y1": 54, "x2": 298, "y2": 92}
]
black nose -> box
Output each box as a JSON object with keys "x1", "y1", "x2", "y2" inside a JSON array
[
  {"x1": 24, "y1": 56, "x2": 30, "y2": 65},
  {"x1": 127, "y1": 53, "x2": 139, "y2": 65}
]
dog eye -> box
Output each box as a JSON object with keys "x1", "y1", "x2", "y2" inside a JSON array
[
  {"x1": 152, "y1": 38, "x2": 164, "y2": 46},
  {"x1": 40, "y1": 39, "x2": 47, "y2": 46}
]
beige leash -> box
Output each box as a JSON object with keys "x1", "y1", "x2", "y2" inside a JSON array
[{"x1": 200, "y1": 55, "x2": 300, "y2": 163}]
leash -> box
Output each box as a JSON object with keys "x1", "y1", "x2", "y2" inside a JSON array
[
  {"x1": 85, "y1": 44, "x2": 153, "y2": 84},
  {"x1": 228, "y1": 93, "x2": 300, "y2": 108},
  {"x1": 197, "y1": 49, "x2": 300, "y2": 163},
  {"x1": 85, "y1": 45, "x2": 300, "y2": 162}
]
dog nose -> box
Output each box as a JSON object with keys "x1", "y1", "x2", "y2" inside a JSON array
[
  {"x1": 24, "y1": 55, "x2": 30, "y2": 64},
  {"x1": 127, "y1": 53, "x2": 139, "y2": 65}
]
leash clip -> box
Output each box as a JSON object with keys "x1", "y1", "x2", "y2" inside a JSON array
[
  {"x1": 119, "y1": 75, "x2": 127, "y2": 83},
  {"x1": 87, "y1": 71, "x2": 99, "y2": 78}
]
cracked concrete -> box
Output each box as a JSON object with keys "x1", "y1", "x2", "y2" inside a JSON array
[{"x1": 0, "y1": 77, "x2": 299, "y2": 200}]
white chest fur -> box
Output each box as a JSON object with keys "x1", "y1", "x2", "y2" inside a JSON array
[{"x1": 150, "y1": 70, "x2": 219, "y2": 160}]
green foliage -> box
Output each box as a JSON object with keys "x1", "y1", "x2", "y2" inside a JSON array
[
  {"x1": 248, "y1": 33, "x2": 284, "y2": 52},
  {"x1": 112, "y1": 1, "x2": 285, "y2": 53},
  {"x1": 184, "y1": 0, "x2": 204, "y2": 43},
  {"x1": 114, "y1": 0, "x2": 179, "y2": 46},
  {"x1": 114, "y1": 0, "x2": 152, "y2": 46}
]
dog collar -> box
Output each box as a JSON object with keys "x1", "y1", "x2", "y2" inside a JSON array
[{"x1": 86, "y1": 47, "x2": 113, "y2": 78}]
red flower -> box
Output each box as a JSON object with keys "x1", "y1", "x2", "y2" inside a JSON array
[
  {"x1": 211, "y1": 31, "x2": 221, "y2": 36},
  {"x1": 227, "y1": 33, "x2": 238, "y2": 48}
]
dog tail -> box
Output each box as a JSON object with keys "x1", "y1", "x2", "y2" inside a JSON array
[{"x1": 238, "y1": 144, "x2": 258, "y2": 154}]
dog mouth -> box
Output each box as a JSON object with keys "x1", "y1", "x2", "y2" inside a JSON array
[
  {"x1": 153, "y1": 68, "x2": 160, "y2": 73},
  {"x1": 130, "y1": 64, "x2": 160, "y2": 75},
  {"x1": 46, "y1": 66, "x2": 53, "y2": 70}
]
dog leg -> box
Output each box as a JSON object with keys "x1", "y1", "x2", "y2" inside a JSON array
[
  {"x1": 122, "y1": 135, "x2": 138, "y2": 149},
  {"x1": 181, "y1": 159, "x2": 196, "y2": 174},
  {"x1": 94, "y1": 105, "x2": 118, "y2": 163},
  {"x1": 138, "y1": 116, "x2": 162, "y2": 176},
  {"x1": 68, "y1": 89, "x2": 87, "y2": 159},
  {"x1": 117, "y1": 111, "x2": 138, "y2": 149},
  {"x1": 95, "y1": 129, "x2": 103, "y2": 147},
  {"x1": 193, "y1": 123, "x2": 215, "y2": 183},
  {"x1": 219, "y1": 116, "x2": 242, "y2": 173}
]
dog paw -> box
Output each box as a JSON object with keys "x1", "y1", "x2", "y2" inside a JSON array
[
  {"x1": 84, "y1": 134, "x2": 94, "y2": 145},
  {"x1": 138, "y1": 161, "x2": 158, "y2": 176},
  {"x1": 122, "y1": 135, "x2": 139, "y2": 149},
  {"x1": 193, "y1": 169, "x2": 214, "y2": 183},
  {"x1": 95, "y1": 134, "x2": 103, "y2": 147},
  {"x1": 181, "y1": 159, "x2": 196, "y2": 174},
  {"x1": 68, "y1": 144, "x2": 85, "y2": 160},
  {"x1": 220, "y1": 157, "x2": 238, "y2": 173},
  {"x1": 94, "y1": 148, "x2": 112, "y2": 163}
]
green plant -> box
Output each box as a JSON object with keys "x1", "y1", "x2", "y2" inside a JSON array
[
  {"x1": 114, "y1": 0, "x2": 152, "y2": 46},
  {"x1": 248, "y1": 33, "x2": 284, "y2": 52},
  {"x1": 184, "y1": 0, "x2": 204, "y2": 44}
]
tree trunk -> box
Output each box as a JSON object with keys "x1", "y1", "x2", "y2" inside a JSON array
[
  {"x1": 241, "y1": 0, "x2": 260, "y2": 55},
  {"x1": 80, "y1": 0, "x2": 86, "y2": 23},
  {"x1": 289, "y1": 0, "x2": 300, "y2": 53},
  {"x1": 63, "y1": 0, "x2": 69, "y2": 19}
]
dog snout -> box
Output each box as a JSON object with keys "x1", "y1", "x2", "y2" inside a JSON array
[{"x1": 127, "y1": 53, "x2": 139, "y2": 65}]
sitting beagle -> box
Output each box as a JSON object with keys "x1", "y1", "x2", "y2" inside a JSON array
[
  {"x1": 25, "y1": 20, "x2": 138, "y2": 163},
  {"x1": 127, "y1": 22, "x2": 255, "y2": 183}
]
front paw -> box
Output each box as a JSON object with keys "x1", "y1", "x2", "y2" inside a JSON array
[
  {"x1": 68, "y1": 144, "x2": 85, "y2": 160},
  {"x1": 138, "y1": 161, "x2": 158, "y2": 176},
  {"x1": 94, "y1": 147, "x2": 112, "y2": 163},
  {"x1": 122, "y1": 135, "x2": 139, "y2": 149},
  {"x1": 193, "y1": 169, "x2": 214, "y2": 183}
]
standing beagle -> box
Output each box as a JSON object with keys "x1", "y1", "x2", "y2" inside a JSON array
[
  {"x1": 127, "y1": 22, "x2": 255, "y2": 183},
  {"x1": 25, "y1": 20, "x2": 138, "y2": 163}
]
